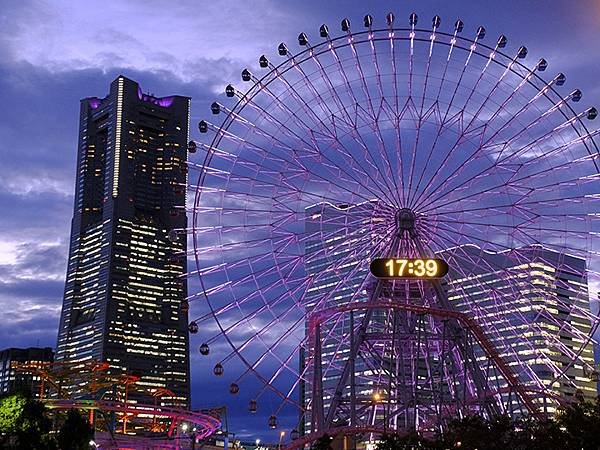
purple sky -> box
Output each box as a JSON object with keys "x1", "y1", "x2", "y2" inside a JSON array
[{"x1": 1, "y1": 0, "x2": 600, "y2": 441}]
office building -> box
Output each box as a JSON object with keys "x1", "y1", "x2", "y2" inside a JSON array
[
  {"x1": 0, "y1": 347, "x2": 54, "y2": 398},
  {"x1": 442, "y1": 244, "x2": 597, "y2": 412}
]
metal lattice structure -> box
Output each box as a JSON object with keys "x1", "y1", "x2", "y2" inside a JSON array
[
  {"x1": 181, "y1": 11, "x2": 600, "y2": 443},
  {"x1": 15, "y1": 361, "x2": 221, "y2": 449}
]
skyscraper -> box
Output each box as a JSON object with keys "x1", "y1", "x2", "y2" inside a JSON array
[
  {"x1": 442, "y1": 244, "x2": 597, "y2": 412},
  {"x1": 55, "y1": 76, "x2": 191, "y2": 407}
]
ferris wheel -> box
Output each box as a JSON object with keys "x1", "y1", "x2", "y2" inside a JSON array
[{"x1": 180, "y1": 11, "x2": 600, "y2": 443}]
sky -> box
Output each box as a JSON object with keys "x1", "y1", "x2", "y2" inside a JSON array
[{"x1": 1, "y1": 0, "x2": 600, "y2": 442}]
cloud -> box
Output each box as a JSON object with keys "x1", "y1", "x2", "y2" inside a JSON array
[{"x1": 2, "y1": 0, "x2": 303, "y2": 92}]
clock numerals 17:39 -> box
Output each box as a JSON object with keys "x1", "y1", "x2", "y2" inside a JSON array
[{"x1": 369, "y1": 258, "x2": 449, "y2": 279}]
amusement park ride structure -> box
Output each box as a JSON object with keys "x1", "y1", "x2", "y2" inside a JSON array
[
  {"x1": 184, "y1": 8, "x2": 600, "y2": 448},
  {"x1": 14, "y1": 360, "x2": 221, "y2": 449}
]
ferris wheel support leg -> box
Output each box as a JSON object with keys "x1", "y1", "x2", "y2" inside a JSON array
[
  {"x1": 323, "y1": 282, "x2": 384, "y2": 429},
  {"x1": 413, "y1": 314, "x2": 424, "y2": 430},
  {"x1": 437, "y1": 319, "x2": 448, "y2": 427},
  {"x1": 429, "y1": 278, "x2": 501, "y2": 418},
  {"x1": 311, "y1": 322, "x2": 324, "y2": 433},
  {"x1": 349, "y1": 311, "x2": 357, "y2": 429},
  {"x1": 410, "y1": 230, "x2": 501, "y2": 418}
]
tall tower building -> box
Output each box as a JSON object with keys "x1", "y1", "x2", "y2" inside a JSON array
[{"x1": 56, "y1": 76, "x2": 191, "y2": 407}]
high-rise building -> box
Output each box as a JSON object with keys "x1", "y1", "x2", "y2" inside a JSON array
[
  {"x1": 55, "y1": 76, "x2": 191, "y2": 407},
  {"x1": 302, "y1": 201, "x2": 381, "y2": 433},
  {"x1": 301, "y1": 202, "x2": 596, "y2": 430},
  {"x1": 442, "y1": 244, "x2": 597, "y2": 412},
  {"x1": 0, "y1": 347, "x2": 54, "y2": 398}
]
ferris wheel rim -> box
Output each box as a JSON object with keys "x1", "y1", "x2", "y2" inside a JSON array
[{"x1": 188, "y1": 13, "x2": 600, "y2": 426}]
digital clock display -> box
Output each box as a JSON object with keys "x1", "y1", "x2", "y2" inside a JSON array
[{"x1": 370, "y1": 258, "x2": 449, "y2": 279}]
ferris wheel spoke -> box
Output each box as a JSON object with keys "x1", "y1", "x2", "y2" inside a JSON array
[
  {"x1": 205, "y1": 218, "x2": 387, "y2": 329},
  {"x1": 327, "y1": 29, "x2": 403, "y2": 206},
  {"x1": 404, "y1": 21, "x2": 442, "y2": 208},
  {"x1": 414, "y1": 99, "x2": 590, "y2": 214},
  {"x1": 207, "y1": 278, "x2": 302, "y2": 352},
  {"x1": 460, "y1": 43, "x2": 525, "y2": 134},
  {"x1": 435, "y1": 221, "x2": 542, "y2": 251},
  {"x1": 211, "y1": 101, "x2": 390, "y2": 210},
  {"x1": 264, "y1": 309, "x2": 348, "y2": 396},
  {"x1": 417, "y1": 151, "x2": 599, "y2": 215},
  {"x1": 411, "y1": 76, "x2": 572, "y2": 213},
  {"x1": 199, "y1": 264, "x2": 307, "y2": 346},
  {"x1": 225, "y1": 302, "x2": 305, "y2": 371},
  {"x1": 306, "y1": 225, "x2": 396, "y2": 308},
  {"x1": 412, "y1": 44, "x2": 530, "y2": 206},
  {"x1": 386, "y1": 21, "x2": 409, "y2": 206},
  {"x1": 215, "y1": 107, "x2": 391, "y2": 208},
  {"x1": 476, "y1": 62, "x2": 540, "y2": 136},
  {"x1": 426, "y1": 191, "x2": 597, "y2": 221},
  {"x1": 430, "y1": 260, "x2": 572, "y2": 389},
  {"x1": 250, "y1": 57, "x2": 402, "y2": 206},
  {"x1": 426, "y1": 232, "x2": 522, "y2": 278},
  {"x1": 408, "y1": 24, "x2": 461, "y2": 208},
  {"x1": 367, "y1": 22, "x2": 407, "y2": 207},
  {"x1": 216, "y1": 285, "x2": 306, "y2": 364},
  {"x1": 407, "y1": 27, "x2": 490, "y2": 208},
  {"x1": 434, "y1": 219, "x2": 590, "y2": 242},
  {"x1": 501, "y1": 133, "x2": 600, "y2": 184},
  {"x1": 225, "y1": 229, "x2": 390, "y2": 392},
  {"x1": 252, "y1": 336, "x2": 311, "y2": 409},
  {"x1": 192, "y1": 214, "x2": 372, "y2": 262}
]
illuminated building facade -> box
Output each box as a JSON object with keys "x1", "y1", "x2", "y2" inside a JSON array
[
  {"x1": 0, "y1": 347, "x2": 54, "y2": 398},
  {"x1": 301, "y1": 201, "x2": 596, "y2": 428},
  {"x1": 443, "y1": 244, "x2": 597, "y2": 411},
  {"x1": 301, "y1": 201, "x2": 382, "y2": 433},
  {"x1": 55, "y1": 76, "x2": 191, "y2": 407}
]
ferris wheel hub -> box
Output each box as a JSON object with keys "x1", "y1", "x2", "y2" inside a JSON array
[{"x1": 395, "y1": 208, "x2": 417, "y2": 232}]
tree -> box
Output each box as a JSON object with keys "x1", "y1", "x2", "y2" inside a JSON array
[
  {"x1": 0, "y1": 393, "x2": 56, "y2": 449},
  {"x1": 0, "y1": 394, "x2": 27, "y2": 434},
  {"x1": 311, "y1": 433, "x2": 333, "y2": 450},
  {"x1": 56, "y1": 408, "x2": 95, "y2": 450},
  {"x1": 439, "y1": 414, "x2": 493, "y2": 450},
  {"x1": 555, "y1": 396, "x2": 600, "y2": 450},
  {"x1": 510, "y1": 415, "x2": 566, "y2": 450}
]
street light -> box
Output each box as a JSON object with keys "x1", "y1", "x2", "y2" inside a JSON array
[
  {"x1": 182, "y1": 423, "x2": 189, "y2": 432},
  {"x1": 278, "y1": 431, "x2": 286, "y2": 450},
  {"x1": 255, "y1": 438, "x2": 261, "y2": 448}
]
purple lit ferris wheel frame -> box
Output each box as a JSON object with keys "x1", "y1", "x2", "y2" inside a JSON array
[{"x1": 182, "y1": 11, "x2": 600, "y2": 441}]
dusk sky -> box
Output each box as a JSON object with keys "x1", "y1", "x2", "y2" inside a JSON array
[{"x1": 1, "y1": 0, "x2": 600, "y2": 441}]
